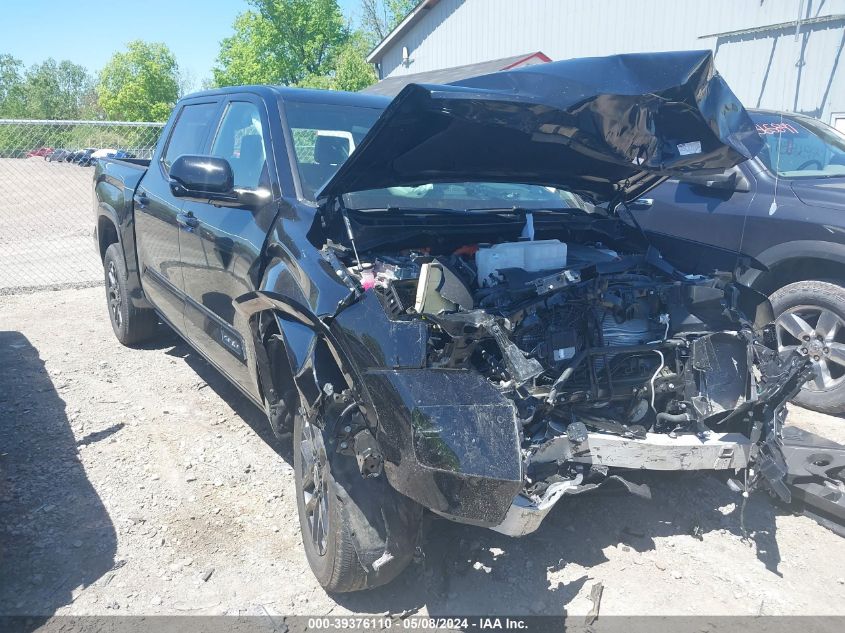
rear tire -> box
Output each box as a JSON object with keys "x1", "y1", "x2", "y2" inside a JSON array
[
  {"x1": 103, "y1": 243, "x2": 158, "y2": 346},
  {"x1": 771, "y1": 280, "x2": 845, "y2": 415}
]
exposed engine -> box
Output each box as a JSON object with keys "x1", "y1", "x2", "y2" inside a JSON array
[
  {"x1": 334, "y1": 234, "x2": 807, "y2": 511},
  {"x1": 346, "y1": 238, "x2": 774, "y2": 426}
]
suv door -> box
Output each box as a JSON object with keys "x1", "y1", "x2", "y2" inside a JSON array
[
  {"x1": 134, "y1": 99, "x2": 220, "y2": 328},
  {"x1": 630, "y1": 164, "x2": 758, "y2": 274},
  {"x1": 178, "y1": 96, "x2": 280, "y2": 396}
]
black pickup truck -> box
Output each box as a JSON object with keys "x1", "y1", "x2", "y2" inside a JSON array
[{"x1": 93, "y1": 51, "x2": 812, "y2": 592}]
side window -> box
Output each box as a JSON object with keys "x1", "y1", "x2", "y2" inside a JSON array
[
  {"x1": 210, "y1": 101, "x2": 268, "y2": 189},
  {"x1": 162, "y1": 102, "x2": 218, "y2": 173}
]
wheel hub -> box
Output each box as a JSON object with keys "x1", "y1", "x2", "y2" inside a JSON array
[
  {"x1": 776, "y1": 305, "x2": 845, "y2": 393},
  {"x1": 802, "y1": 338, "x2": 825, "y2": 359}
]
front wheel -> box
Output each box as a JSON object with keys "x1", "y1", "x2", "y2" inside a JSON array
[
  {"x1": 294, "y1": 409, "x2": 420, "y2": 592},
  {"x1": 771, "y1": 280, "x2": 845, "y2": 415}
]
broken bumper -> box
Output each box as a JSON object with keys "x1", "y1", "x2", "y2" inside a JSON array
[
  {"x1": 493, "y1": 431, "x2": 751, "y2": 537},
  {"x1": 534, "y1": 430, "x2": 751, "y2": 470},
  {"x1": 494, "y1": 352, "x2": 815, "y2": 537}
]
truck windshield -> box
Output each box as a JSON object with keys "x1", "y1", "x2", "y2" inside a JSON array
[
  {"x1": 285, "y1": 101, "x2": 383, "y2": 199},
  {"x1": 284, "y1": 100, "x2": 588, "y2": 211},
  {"x1": 752, "y1": 112, "x2": 845, "y2": 179},
  {"x1": 343, "y1": 183, "x2": 585, "y2": 212}
]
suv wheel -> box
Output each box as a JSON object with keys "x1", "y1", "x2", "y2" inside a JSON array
[
  {"x1": 103, "y1": 243, "x2": 158, "y2": 346},
  {"x1": 771, "y1": 280, "x2": 845, "y2": 415}
]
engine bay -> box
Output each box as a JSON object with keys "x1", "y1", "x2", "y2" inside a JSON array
[
  {"x1": 338, "y1": 234, "x2": 783, "y2": 437},
  {"x1": 314, "y1": 211, "x2": 811, "y2": 529}
]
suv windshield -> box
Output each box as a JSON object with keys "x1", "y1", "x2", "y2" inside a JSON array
[
  {"x1": 752, "y1": 112, "x2": 845, "y2": 179},
  {"x1": 284, "y1": 100, "x2": 588, "y2": 211}
]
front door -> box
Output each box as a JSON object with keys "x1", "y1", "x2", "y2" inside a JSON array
[
  {"x1": 134, "y1": 100, "x2": 219, "y2": 330},
  {"x1": 179, "y1": 97, "x2": 280, "y2": 397},
  {"x1": 631, "y1": 165, "x2": 757, "y2": 275}
]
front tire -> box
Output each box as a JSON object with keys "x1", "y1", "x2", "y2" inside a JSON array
[
  {"x1": 771, "y1": 280, "x2": 845, "y2": 414},
  {"x1": 103, "y1": 243, "x2": 158, "y2": 346},
  {"x1": 294, "y1": 410, "x2": 420, "y2": 592}
]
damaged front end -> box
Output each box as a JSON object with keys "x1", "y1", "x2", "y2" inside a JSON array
[
  {"x1": 327, "y1": 246, "x2": 813, "y2": 535},
  {"x1": 275, "y1": 50, "x2": 814, "y2": 537}
]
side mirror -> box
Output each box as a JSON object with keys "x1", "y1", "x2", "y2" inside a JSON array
[
  {"x1": 169, "y1": 155, "x2": 236, "y2": 202},
  {"x1": 679, "y1": 167, "x2": 750, "y2": 193}
]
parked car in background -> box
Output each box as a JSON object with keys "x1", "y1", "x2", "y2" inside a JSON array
[
  {"x1": 75, "y1": 148, "x2": 97, "y2": 165},
  {"x1": 92, "y1": 52, "x2": 811, "y2": 592},
  {"x1": 80, "y1": 148, "x2": 118, "y2": 166},
  {"x1": 66, "y1": 148, "x2": 95, "y2": 163},
  {"x1": 631, "y1": 109, "x2": 845, "y2": 414},
  {"x1": 91, "y1": 148, "x2": 118, "y2": 159},
  {"x1": 48, "y1": 148, "x2": 70, "y2": 162},
  {"x1": 26, "y1": 147, "x2": 53, "y2": 158}
]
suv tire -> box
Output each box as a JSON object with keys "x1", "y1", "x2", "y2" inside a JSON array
[{"x1": 771, "y1": 280, "x2": 845, "y2": 415}]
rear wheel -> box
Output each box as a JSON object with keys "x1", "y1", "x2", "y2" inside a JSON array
[
  {"x1": 103, "y1": 243, "x2": 158, "y2": 346},
  {"x1": 771, "y1": 280, "x2": 845, "y2": 415}
]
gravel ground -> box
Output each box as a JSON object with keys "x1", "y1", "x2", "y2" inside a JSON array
[{"x1": 2, "y1": 286, "x2": 845, "y2": 618}]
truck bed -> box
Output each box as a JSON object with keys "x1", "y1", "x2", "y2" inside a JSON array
[{"x1": 95, "y1": 157, "x2": 149, "y2": 208}]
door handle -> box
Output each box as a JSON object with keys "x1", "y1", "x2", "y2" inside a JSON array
[
  {"x1": 177, "y1": 212, "x2": 199, "y2": 229},
  {"x1": 134, "y1": 192, "x2": 149, "y2": 209},
  {"x1": 628, "y1": 198, "x2": 654, "y2": 210}
]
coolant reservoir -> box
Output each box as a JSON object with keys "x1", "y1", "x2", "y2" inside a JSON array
[{"x1": 476, "y1": 239, "x2": 567, "y2": 286}]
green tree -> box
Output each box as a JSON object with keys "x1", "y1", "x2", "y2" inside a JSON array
[
  {"x1": 0, "y1": 54, "x2": 24, "y2": 116},
  {"x1": 0, "y1": 55, "x2": 97, "y2": 119},
  {"x1": 97, "y1": 41, "x2": 180, "y2": 121},
  {"x1": 333, "y1": 35, "x2": 378, "y2": 91},
  {"x1": 299, "y1": 33, "x2": 377, "y2": 92},
  {"x1": 212, "y1": 11, "x2": 278, "y2": 86},
  {"x1": 212, "y1": 0, "x2": 348, "y2": 87},
  {"x1": 360, "y1": 0, "x2": 418, "y2": 47},
  {"x1": 20, "y1": 59, "x2": 94, "y2": 119}
]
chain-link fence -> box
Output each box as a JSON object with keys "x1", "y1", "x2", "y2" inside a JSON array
[
  {"x1": 0, "y1": 119, "x2": 164, "y2": 293},
  {"x1": 291, "y1": 128, "x2": 318, "y2": 163}
]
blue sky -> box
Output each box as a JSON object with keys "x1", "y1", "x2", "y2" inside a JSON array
[{"x1": 1, "y1": 0, "x2": 363, "y2": 89}]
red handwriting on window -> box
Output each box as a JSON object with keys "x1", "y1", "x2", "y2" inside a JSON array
[{"x1": 755, "y1": 122, "x2": 800, "y2": 135}]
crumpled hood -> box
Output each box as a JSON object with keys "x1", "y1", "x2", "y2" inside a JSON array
[{"x1": 318, "y1": 50, "x2": 762, "y2": 203}]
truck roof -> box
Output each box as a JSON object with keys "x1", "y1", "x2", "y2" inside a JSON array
[{"x1": 182, "y1": 84, "x2": 391, "y2": 108}]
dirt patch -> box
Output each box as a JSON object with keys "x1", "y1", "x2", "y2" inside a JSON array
[{"x1": 2, "y1": 286, "x2": 845, "y2": 617}]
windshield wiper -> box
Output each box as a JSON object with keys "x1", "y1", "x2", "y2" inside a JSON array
[
  {"x1": 352, "y1": 206, "x2": 576, "y2": 216},
  {"x1": 352, "y1": 206, "x2": 522, "y2": 216}
]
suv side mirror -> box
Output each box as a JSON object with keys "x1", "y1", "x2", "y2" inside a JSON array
[
  {"x1": 169, "y1": 155, "x2": 236, "y2": 202},
  {"x1": 678, "y1": 167, "x2": 750, "y2": 194}
]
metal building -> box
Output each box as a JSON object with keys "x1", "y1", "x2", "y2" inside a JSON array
[{"x1": 364, "y1": 0, "x2": 845, "y2": 129}]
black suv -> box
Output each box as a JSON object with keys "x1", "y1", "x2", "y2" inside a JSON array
[{"x1": 633, "y1": 110, "x2": 845, "y2": 414}]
